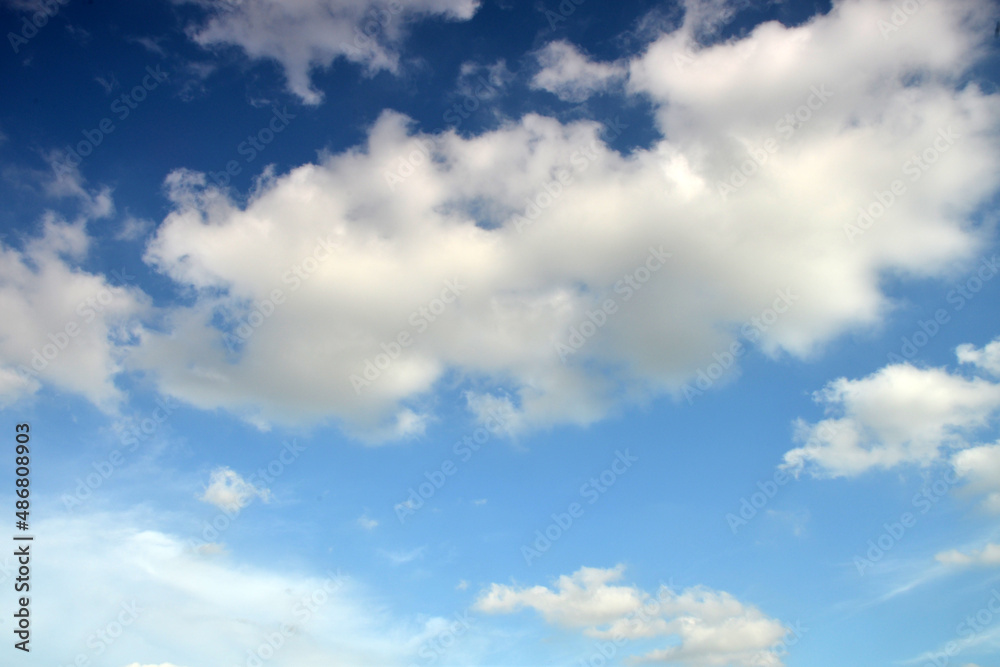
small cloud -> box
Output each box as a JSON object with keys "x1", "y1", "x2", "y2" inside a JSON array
[
  {"x1": 391, "y1": 409, "x2": 428, "y2": 439},
  {"x1": 198, "y1": 467, "x2": 270, "y2": 513},
  {"x1": 455, "y1": 59, "x2": 512, "y2": 103},
  {"x1": 958, "y1": 337, "x2": 1000, "y2": 377},
  {"x1": 456, "y1": 580, "x2": 468, "y2": 590},
  {"x1": 43, "y1": 152, "x2": 115, "y2": 220},
  {"x1": 193, "y1": 542, "x2": 227, "y2": 556},
  {"x1": 378, "y1": 546, "x2": 426, "y2": 566},
  {"x1": 116, "y1": 215, "x2": 153, "y2": 241},
  {"x1": 357, "y1": 513, "x2": 378, "y2": 530},
  {"x1": 530, "y1": 41, "x2": 625, "y2": 102},
  {"x1": 130, "y1": 35, "x2": 166, "y2": 56},
  {"x1": 936, "y1": 544, "x2": 1000, "y2": 568},
  {"x1": 355, "y1": 408, "x2": 430, "y2": 444},
  {"x1": 464, "y1": 391, "x2": 521, "y2": 437},
  {"x1": 65, "y1": 24, "x2": 91, "y2": 45},
  {"x1": 472, "y1": 499, "x2": 487, "y2": 506}
]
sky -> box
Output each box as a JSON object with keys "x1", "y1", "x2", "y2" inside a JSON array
[{"x1": 1, "y1": 0, "x2": 1000, "y2": 665}]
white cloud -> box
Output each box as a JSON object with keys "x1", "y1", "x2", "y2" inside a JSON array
[
  {"x1": 198, "y1": 467, "x2": 270, "y2": 512},
  {"x1": 130, "y1": 35, "x2": 167, "y2": 56},
  {"x1": 456, "y1": 59, "x2": 512, "y2": 101},
  {"x1": 674, "y1": 0, "x2": 758, "y2": 42},
  {"x1": 958, "y1": 337, "x2": 1000, "y2": 377},
  {"x1": 357, "y1": 513, "x2": 378, "y2": 530},
  {"x1": 117, "y1": 215, "x2": 154, "y2": 242},
  {"x1": 781, "y1": 360, "x2": 1000, "y2": 478},
  {"x1": 531, "y1": 41, "x2": 625, "y2": 102},
  {"x1": 44, "y1": 154, "x2": 115, "y2": 221},
  {"x1": 474, "y1": 565, "x2": 789, "y2": 666},
  {"x1": 379, "y1": 546, "x2": 426, "y2": 566},
  {"x1": 179, "y1": 0, "x2": 481, "y2": 104},
  {"x1": 951, "y1": 442, "x2": 1000, "y2": 512},
  {"x1": 120, "y1": 0, "x2": 1000, "y2": 439},
  {"x1": 935, "y1": 543, "x2": 1000, "y2": 567},
  {"x1": 0, "y1": 217, "x2": 148, "y2": 410},
  {"x1": 33, "y1": 510, "x2": 464, "y2": 667},
  {"x1": 193, "y1": 542, "x2": 227, "y2": 556}
]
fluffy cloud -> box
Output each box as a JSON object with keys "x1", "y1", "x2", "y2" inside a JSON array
[
  {"x1": 958, "y1": 338, "x2": 1000, "y2": 377},
  {"x1": 45, "y1": 155, "x2": 115, "y2": 220},
  {"x1": 781, "y1": 358, "x2": 1000, "y2": 477},
  {"x1": 198, "y1": 467, "x2": 270, "y2": 512},
  {"x1": 474, "y1": 565, "x2": 789, "y2": 665},
  {"x1": 0, "y1": 218, "x2": 147, "y2": 410},
  {"x1": 128, "y1": 0, "x2": 1000, "y2": 438},
  {"x1": 179, "y1": 0, "x2": 481, "y2": 104},
  {"x1": 783, "y1": 340, "x2": 1000, "y2": 572},
  {"x1": 951, "y1": 442, "x2": 1000, "y2": 511},
  {"x1": 0, "y1": 162, "x2": 150, "y2": 410},
  {"x1": 531, "y1": 41, "x2": 625, "y2": 102}
]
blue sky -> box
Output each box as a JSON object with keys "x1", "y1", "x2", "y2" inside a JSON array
[{"x1": 2, "y1": 0, "x2": 1000, "y2": 665}]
